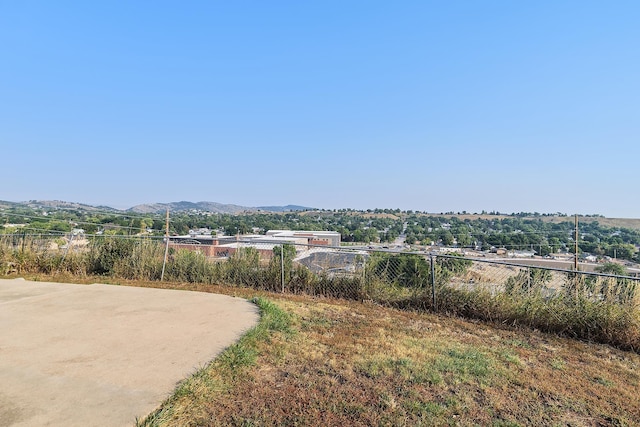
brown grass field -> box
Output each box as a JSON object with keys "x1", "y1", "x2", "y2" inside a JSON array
[
  {"x1": 545, "y1": 216, "x2": 640, "y2": 230},
  {"x1": 94, "y1": 278, "x2": 638, "y2": 427}
]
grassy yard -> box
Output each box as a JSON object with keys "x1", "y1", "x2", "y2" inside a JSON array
[{"x1": 126, "y1": 279, "x2": 640, "y2": 427}]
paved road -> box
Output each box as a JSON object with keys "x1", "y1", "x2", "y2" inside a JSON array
[{"x1": 0, "y1": 279, "x2": 259, "y2": 427}]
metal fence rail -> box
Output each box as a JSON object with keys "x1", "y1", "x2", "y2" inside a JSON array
[{"x1": 1, "y1": 234, "x2": 639, "y2": 308}]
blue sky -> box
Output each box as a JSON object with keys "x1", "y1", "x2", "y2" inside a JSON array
[{"x1": 1, "y1": 1, "x2": 638, "y2": 216}]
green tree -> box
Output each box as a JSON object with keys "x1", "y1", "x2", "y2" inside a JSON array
[
  {"x1": 440, "y1": 230, "x2": 454, "y2": 246},
  {"x1": 537, "y1": 244, "x2": 553, "y2": 256},
  {"x1": 456, "y1": 233, "x2": 472, "y2": 247},
  {"x1": 608, "y1": 244, "x2": 636, "y2": 260},
  {"x1": 595, "y1": 262, "x2": 626, "y2": 276}
]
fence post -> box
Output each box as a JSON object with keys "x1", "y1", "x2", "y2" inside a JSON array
[
  {"x1": 430, "y1": 254, "x2": 437, "y2": 311},
  {"x1": 281, "y1": 244, "x2": 285, "y2": 293},
  {"x1": 161, "y1": 209, "x2": 170, "y2": 282},
  {"x1": 60, "y1": 231, "x2": 75, "y2": 266},
  {"x1": 161, "y1": 236, "x2": 169, "y2": 281}
]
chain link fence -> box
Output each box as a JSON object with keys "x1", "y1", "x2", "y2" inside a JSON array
[
  {"x1": 209, "y1": 241, "x2": 638, "y2": 305},
  {"x1": 2, "y1": 234, "x2": 639, "y2": 306},
  {"x1": 2, "y1": 233, "x2": 639, "y2": 349}
]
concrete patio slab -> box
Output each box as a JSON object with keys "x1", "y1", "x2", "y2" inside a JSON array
[{"x1": 0, "y1": 279, "x2": 260, "y2": 426}]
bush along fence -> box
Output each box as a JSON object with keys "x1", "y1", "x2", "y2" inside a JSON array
[{"x1": 1, "y1": 234, "x2": 639, "y2": 351}]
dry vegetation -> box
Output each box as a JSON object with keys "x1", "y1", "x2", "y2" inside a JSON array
[
  {"x1": 6, "y1": 271, "x2": 639, "y2": 425},
  {"x1": 129, "y1": 282, "x2": 640, "y2": 427},
  {"x1": 552, "y1": 216, "x2": 640, "y2": 231},
  {"x1": 4, "y1": 235, "x2": 640, "y2": 425}
]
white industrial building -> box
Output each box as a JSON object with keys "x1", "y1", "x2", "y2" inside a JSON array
[{"x1": 265, "y1": 230, "x2": 341, "y2": 247}]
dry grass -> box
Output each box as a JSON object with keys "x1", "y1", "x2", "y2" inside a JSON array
[
  {"x1": 127, "y1": 283, "x2": 640, "y2": 426},
  {"x1": 426, "y1": 213, "x2": 513, "y2": 221},
  {"x1": 359, "y1": 213, "x2": 402, "y2": 220},
  {"x1": 557, "y1": 216, "x2": 640, "y2": 231}
]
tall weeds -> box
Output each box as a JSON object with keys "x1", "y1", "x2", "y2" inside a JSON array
[{"x1": 393, "y1": 286, "x2": 640, "y2": 352}]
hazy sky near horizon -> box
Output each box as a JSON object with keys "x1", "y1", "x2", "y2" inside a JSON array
[{"x1": 1, "y1": 1, "x2": 639, "y2": 217}]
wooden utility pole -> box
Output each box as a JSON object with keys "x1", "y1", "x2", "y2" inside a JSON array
[
  {"x1": 573, "y1": 214, "x2": 581, "y2": 299},
  {"x1": 161, "y1": 209, "x2": 170, "y2": 281},
  {"x1": 574, "y1": 214, "x2": 579, "y2": 271},
  {"x1": 165, "y1": 209, "x2": 170, "y2": 237}
]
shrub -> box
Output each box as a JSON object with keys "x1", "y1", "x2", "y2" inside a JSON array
[{"x1": 88, "y1": 238, "x2": 138, "y2": 275}]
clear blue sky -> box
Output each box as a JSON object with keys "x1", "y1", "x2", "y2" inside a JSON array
[{"x1": 1, "y1": 1, "x2": 638, "y2": 217}]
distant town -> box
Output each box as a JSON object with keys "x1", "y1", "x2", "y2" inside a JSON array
[{"x1": 2, "y1": 199, "x2": 640, "y2": 276}]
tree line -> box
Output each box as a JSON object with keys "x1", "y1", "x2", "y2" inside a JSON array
[{"x1": 1, "y1": 206, "x2": 639, "y2": 261}]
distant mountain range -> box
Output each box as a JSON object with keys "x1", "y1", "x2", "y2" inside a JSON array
[
  {"x1": 18, "y1": 200, "x2": 120, "y2": 212},
  {"x1": 128, "y1": 201, "x2": 313, "y2": 214},
  {"x1": 4, "y1": 200, "x2": 314, "y2": 214},
  {"x1": 127, "y1": 201, "x2": 250, "y2": 214}
]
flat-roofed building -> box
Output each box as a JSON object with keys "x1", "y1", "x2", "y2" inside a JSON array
[
  {"x1": 168, "y1": 229, "x2": 340, "y2": 259},
  {"x1": 265, "y1": 230, "x2": 341, "y2": 247}
]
